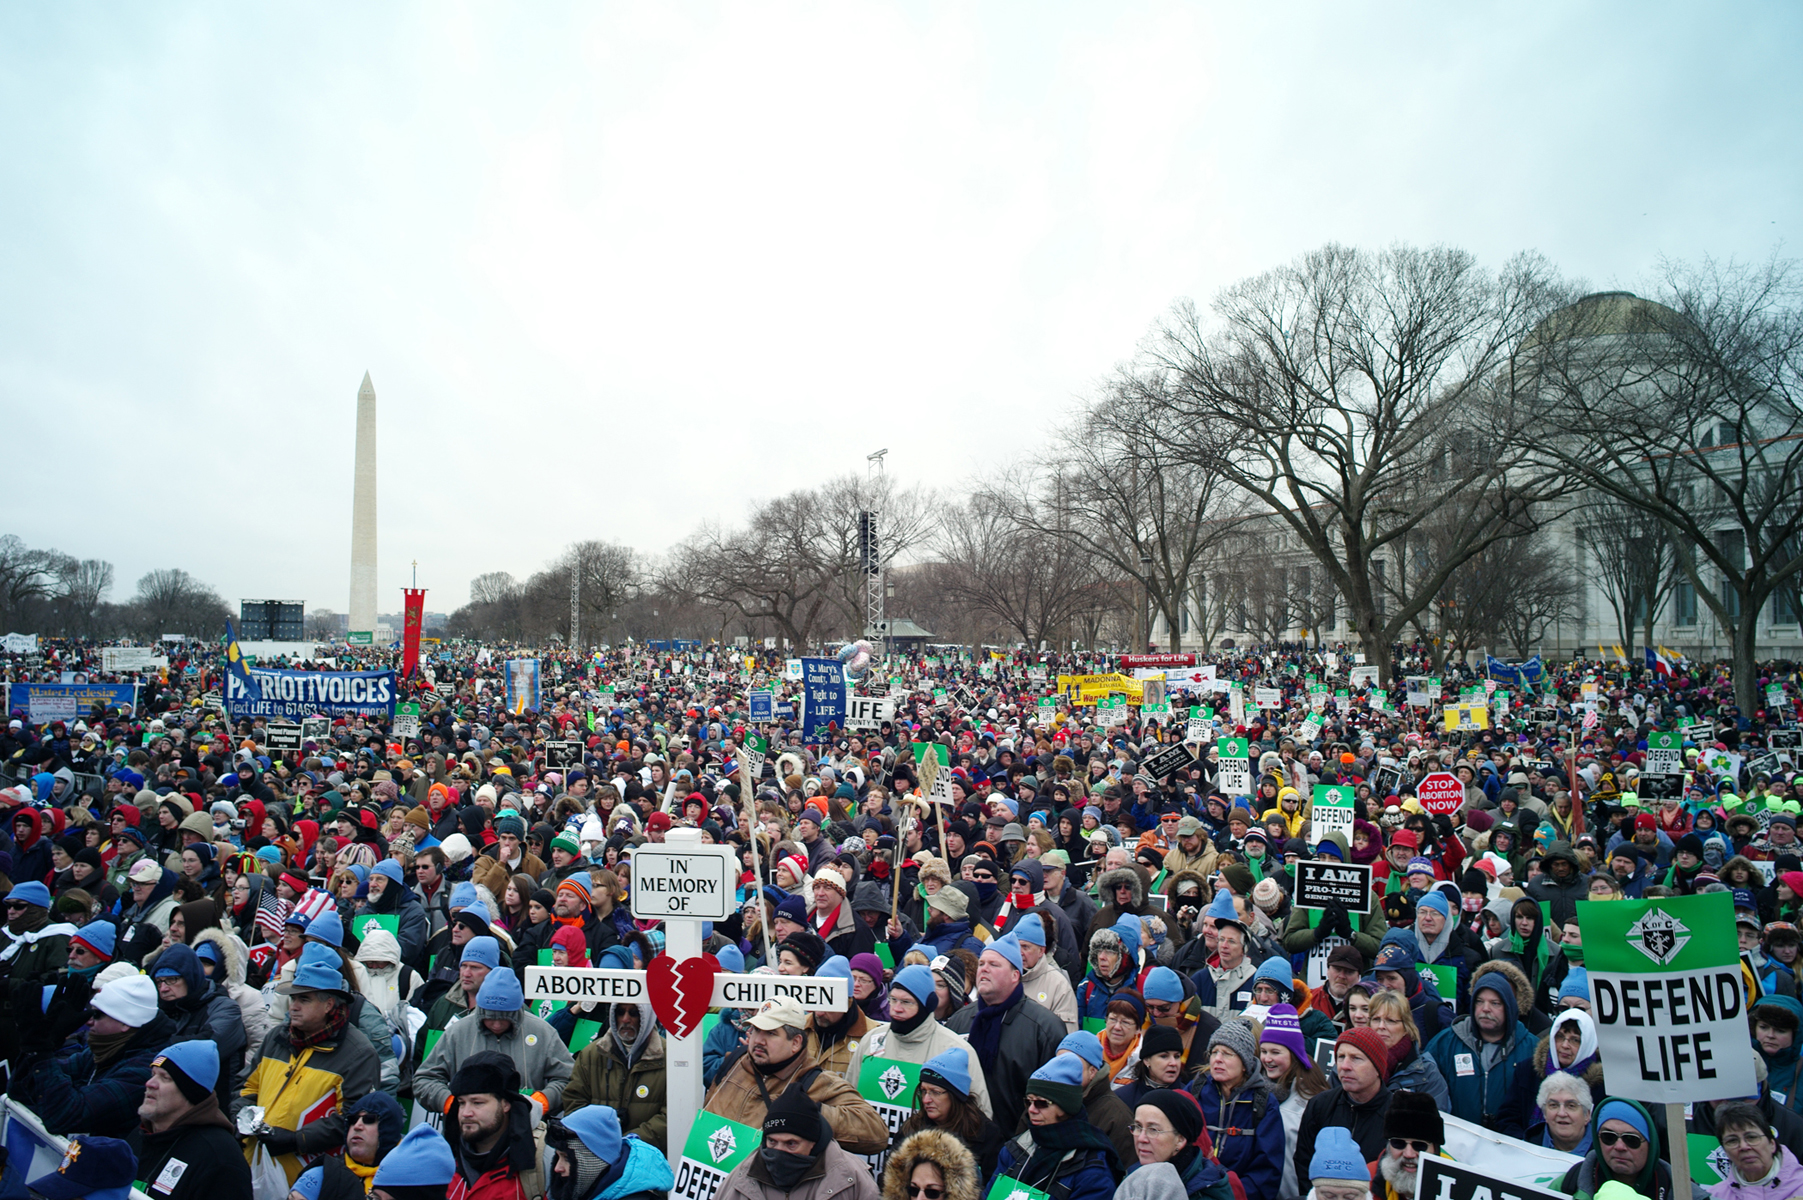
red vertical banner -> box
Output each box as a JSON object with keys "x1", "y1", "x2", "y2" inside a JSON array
[{"x1": 401, "y1": 588, "x2": 426, "y2": 679}]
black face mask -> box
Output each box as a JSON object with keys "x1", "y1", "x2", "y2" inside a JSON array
[
  {"x1": 760, "y1": 1146, "x2": 817, "y2": 1192},
  {"x1": 891, "y1": 1004, "x2": 933, "y2": 1037}
]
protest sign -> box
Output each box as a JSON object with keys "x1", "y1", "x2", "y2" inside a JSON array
[
  {"x1": 1406, "y1": 676, "x2": 1432, "y2": 707},
  {"x1": 673, "y1": 1112, "x2": 761, "y2": 1200},
  {"x1": 1, "y1": 633, "x2": 38, "y2": 654},
  {"x1": 1580, "y1": 893, "x2": 1756, "y2": 1103},
  {"x1": 1217, "y1": 737, "x2": 1252, "y2": 795},
  {"x1": 845, "y1": 695, "x2": 895, "y2": 731},
  {"x1": 100, "y1": 646, "x2": 166, "y2": 672},
  {"x1": 504, "y1": 658, "x2": 540, "y2": 713},
  {"x1": 855, "y1": 1055, "x2": 920, "y2": 1172},
  {"x1": 392, "y1": 701, "x2": 421, "y2": 738},
  {"x1": 7, "y1": 681, "x2": 136, "y2": 722},
  {"x1": 1294, "y1": 860, "x2": 1372, "y2": 915},
  {"x1": 227, "y1": 667, "x2": 397, "y2": 720},
  {"x1": 1141, "y1": 741, "x2": 1197, "y2": 781},
  {"x1": 747, "y1": 690, "x2": 773, "y2": 721},
  {"x1": 1254, "y1": 686, "x2": 1280, "y2": 709},
  {"x1": 264, "y1": 721, "x2": 303, "y2": 753},
  {"x1": 1416, "y1": 1153, "x2": 1568, "y2": 1200},
  {"x1": 1311, "y1": 783, "x2": 1355, "y2": 845},
  {"x1": 802, "y1": 657, "x2": 847, "y2": 737},
  {"x1": 1416, "y1": 772, "x2": 1465, "y2": 816}
]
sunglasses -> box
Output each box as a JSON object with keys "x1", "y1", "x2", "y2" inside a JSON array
[
  {"x1": 907, "y1": 1189, "x2": 944, "y2": 1199},
  {"x1": 1388, "y1": 1138, "x2": 1433, "y2": 1153},
  {"x1": 1598, "y1": 1131, "x2": 1645, "y2": 1150},
  {"x1": 1024, "y1": 1097, "x2": 1056, "y2": 1110},
  {"x1": 350, "y1": 1112, "x2": 383, "y2": 1126}
]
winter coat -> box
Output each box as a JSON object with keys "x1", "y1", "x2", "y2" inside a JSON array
[
  {"x1": 817, "y1": 900, "x2": 877, "y2": 962},
  {"x1": 1275, "y1": 1087, "x2": 1309, "y2": 1200},
  {"x1": 1196, "y1": 1077, "x2": 1285, "y2": 1200},
  {"x1": 235, "y1": 1017, "x2": 382, "y2": 1185},
  {"x1": 922, "y1": 917, "x2": 986, "y2": 958},
  {"x1": 159, "y1": 973, "x2": 249, "y2": 1104},
  {"x1": 415, "y1": 1007, "x2": 574, "y2": 1114},
  {"x1": 9, "y1": 1012, "x2": 178, "y2": 1153},
  {"x1": 582, "y1": 1134, "x2": 674, "y2": 1200},
  {"x1": 354, "y1": 883, "x2": 430, "y2": 971},
  {"x1": 881, "y1": 1129, "x2": 981, "y2": 1200},
  {"x1": 563, "y1": 1000, "x2": 668, "y2": 1149},
  {"x1": 703, "y1": 1040, "x2": 890, "y2": 1155},
  {"x1": 1493, "y1": 1032, "x2": 1605, "y2": 1139},
  {"x1": 716, "y1": 1138, "x2": 881, "y2": 1200},
  {"x1": 847, "y1": 1013, "x2": 992, "y2": 1118},
  {"x1": 1384, "y1": 1042, "x2": 1451, "y2": 1111},
  {"x1": 1191, "y1": 956, "x2": 1258, "y2": 1021},
  {"x1": 1022, "y1": 953, "x2": 1079, "y2": 1032},
  {"x1": 192, "y1": 927, "x2": 275, "y2": 1074},
  {"x1": 1293, "y1": 1084, "x2": 1392, "y2": 1193},
  {"x1": 991, "y1": 1126, "x2": 1121, "y2": 1200},
  {"x1": 1708, "y1": 1146, "x2": 1803, "y2": 1200},
  {"x1": 946, "y1": 992, "x2": 1068, "y2": 1137},
  {"x1": 134, "y1": 1091, "x2": 255, "y2": 1200},
  {"x1": 1423, "y1": 966, "x2": 1537, "y2": 1127}
]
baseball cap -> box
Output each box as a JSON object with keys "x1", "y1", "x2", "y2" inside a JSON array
[{"x1": 746, "y1": 997, "x2": 808, "y2": 1031}]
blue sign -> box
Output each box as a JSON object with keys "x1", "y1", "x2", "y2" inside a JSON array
[
  {"x1": 801, "y1": 657, "x2": 846, "y2": 738},
  {"x1": 226, "y1": 668, "x2": 397, "y2": 720},
  {"x1": 775, "y1": 702, "x2": 793, "y2": 717},
  {"x1": 504, "y1": 659, "x2": 541, "y2": 715},
  {"x1": 8, "y1": 682, "x2": 138, "y2": 722},
  {"x1": 1485, "y1": 655, "x2": 1544, "y2": 687},
  {"x1": 748, "y1": 690, "x2": 774, "y2": 722}
]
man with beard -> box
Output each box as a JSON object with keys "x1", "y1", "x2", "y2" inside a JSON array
[
  {"x1": 702, "y1": 997, "x2": 889, "y2": 1154},
  {"x1": 546, "y1": 1105, "x2": 674, "y2": 1200},
  {"x1": 1374, "y1": 1092, "x2": 1442, "y2": 1200},
  {"x1": 716, "y1": 1086, "x2": 880, "y2": 1200},
  {"x1": 563, "y1": 999, "x2": 667, "y2": 1149},
  {"x1": 356, "y1": 859, "x2": 429, "y2": 970},
  {"x1": 135, "y1": 1040, "x2": 255, "y2": 1200},
  {"x1": 444, "y1": 1050, "x2": 541, "y2": 1200}
]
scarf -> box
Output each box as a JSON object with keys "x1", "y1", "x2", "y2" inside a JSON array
[
  {"x1": 290, "y1": 1001, "x2": 351, "y2": 1052},
  {"x1": 813, "y1": 902, "x2": 843, "y2": 939},
  {"x1": 5, "y1": 905, "x2": 49, "y2": 938},
  {"x1": 90, "y1": 1026, "x2": 136, "y2": 1066},
  {"x1": 344, "y1": 1157, "x2": 380, "y2": 1189},
  {"x1": 1016, "y1": 1116, "x2": 1123, "y2": 1188},
  {"x1": 967, "y1": 982, "x2": 1023, "y2": 1066}
]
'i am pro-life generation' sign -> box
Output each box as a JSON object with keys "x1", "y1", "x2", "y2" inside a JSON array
[{"x1": 1579, "y1": 892, "x2": 1756, "y2": 1103}]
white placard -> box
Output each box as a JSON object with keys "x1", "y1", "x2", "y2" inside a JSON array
[{"x1": 628, "y1": 844, "x2": 737, "y2": 920}]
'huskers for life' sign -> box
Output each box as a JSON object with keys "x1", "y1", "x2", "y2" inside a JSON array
[{"x1": 1579, "y1": 893, "x2": 1756, "y2": 1103}]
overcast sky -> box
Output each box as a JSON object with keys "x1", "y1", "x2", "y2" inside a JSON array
[{"x1": 3, "y1": 3, "x2": 1797, "y2": 616}]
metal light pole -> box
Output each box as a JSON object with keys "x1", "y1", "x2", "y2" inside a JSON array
[{"x1": 1139, "y1": 551, "x2": 1154, "y2": 651}]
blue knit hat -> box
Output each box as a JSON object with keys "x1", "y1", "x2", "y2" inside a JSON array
[
  {"x1": 986, "y1": 935, "x2": 1024, "y2": 973},
  {"x1": 373, "y1": 1126, "x2": 456, "y2": 1189},
  {"x1": 194, "y1": 940, "x2": 221, "y2": 966},
  {"x1": 71, "y1": 921, "x2": 115, "y2": 960},
  {"x1": 299, "y1": 941, "x2": 339, "y2": 968},
  {"x1": 818, "y1": 955, "x2": 853, "y2": 983},
  {"x1": 1252, "y1": 955, "x2": 1294, "y2": 992},
  {"x1": 290, "y1": 1167, "x2": 325, "y2": 1200},
  {"x1": 1595, "y1": 1099, "x2": 1652, "y2": 1142},
  {"x1": 1559, "y1": 967, "x2": 1590, "y2": 1004},
  {"x1": 475, "y1": 966, "x2": 523, "y2": 1015},
  {"x1": 1310, "y1": 1127, "x2": 1368, "y2": 1184},
  {"x1": 449, "y1": 881, "x2": 479, "y2": 910},
  {"x1": 714, "y1": 943, "x2": 745, "y2": 973},
  {"x1": 7, "y1": 881, "x2": 51, "y2": 909},
  {"x1": 1415, "y1": 891, "x2": 1451, "y2": 919},
  {"x1": 1014, "y1": 915, "x2": 1047, "y2": 947},
  {"x1": 371, "y1": 859, "x2": 404, "y2": 884},
  {"x1": 305, "y1": 910, "x2": 343, "y2": 947},
  {"x1": 152, "y1": 1038, "x2": 220, "y2": 1098},
  {"x1": 1057, "y1": 1030, "x2": 1104, "y2": 1069},
  {"x1": 920, "y1": 1047, "x2": 972, "y2": 1098},
  {"x1": 891, "y1": 964, "x2": 938, "y2": 1007},
  {"x1": 563, "y1": 1104, "x2": 623, "y2": 1166},
  {"x1": 460, "y1": 935, "x2": 501, "y2": 969},
  {"x1": 1205, "y1": 889, "x2": 1242, "y2": 928},
  {"x1": 1142, "y1": 966, "x2": 1184, "y2": 1003}
]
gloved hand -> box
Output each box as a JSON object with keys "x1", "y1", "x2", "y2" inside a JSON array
[
  {"x1": 258, "y1": 1125, "x2": 300, "y2": 1156},
  {"x1": 1318, "y1": 900, "x2": 1347, "y2": 942}
]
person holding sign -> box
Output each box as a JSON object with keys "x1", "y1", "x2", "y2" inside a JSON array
[
  {"x1": 1556, "y1": 1098, "x2": 1680, "y2": 1200},
  {"x1": 848, "y1": 965, "x2": 994, "y2": 1122},
  {"x1": 704, "y1": 996, "x2": 890, "y2": 1155},
  {"x1": 716, "y1": 1086, "x2": 881, "y2": 1200},
  {"x1": 988, "y1": 1056, "x2": 1124, "y2": 1200}
]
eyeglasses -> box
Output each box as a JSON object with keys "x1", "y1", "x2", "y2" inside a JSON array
[
  {"x1": 350, "y1": 1112, "x2": 383, "y2": 1126},
  {"x1": 908, "y1": 1188, "x2": 944, "y2": 1199},
  {"x1": 1388, "y1": 1139, "x2": 1433, "y2": 1153},
  {"x1": 1127, "y1": 1123, "x2": 1172, "y2": 1137},
  {"x1": 1597, "y1": 1131, "x2": 1645, "y2": 1150},
  {"x1": 1720, "y1": 1132, "x2": 1772, "y2": 1151}
]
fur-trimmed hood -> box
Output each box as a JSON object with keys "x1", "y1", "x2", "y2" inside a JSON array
[
  {"x1": 882, "y1": 1128, "x2": 981, "y2": 1200},
  {"x1": 1531, "y1": 1034, "x2": 1605, "y2": 1087},
  {"x1": 1097, "y1": 866, "x2": 1145, "y2": 907},
  {"x1": 1478, "y1": 958, "x2": 1535, "y2": 1017},
  {"x1": 193, "y1": 926, "x2": 248, "y2": 985}
]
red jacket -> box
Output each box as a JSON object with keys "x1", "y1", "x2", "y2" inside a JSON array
[{"x1": 449, "y1": 1167, "x2": 525, "y2": 1200}]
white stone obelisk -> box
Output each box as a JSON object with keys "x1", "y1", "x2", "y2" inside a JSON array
[{"x1": 348, "y1": 372, "x2": 378, "y2": 635}]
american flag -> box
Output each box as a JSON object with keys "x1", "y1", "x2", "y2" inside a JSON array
[{"x1": 255, "y1": 890, "x2": 291, "y2": 942}]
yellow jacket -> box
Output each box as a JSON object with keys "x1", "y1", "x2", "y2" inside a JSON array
[{"x1": 234, "y1": 1020, "x2": 382, "y2": 1184}]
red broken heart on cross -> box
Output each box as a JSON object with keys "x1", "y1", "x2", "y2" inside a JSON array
[{"x1": 647, "y1": 952, "x2": 720, "y2": 1040}]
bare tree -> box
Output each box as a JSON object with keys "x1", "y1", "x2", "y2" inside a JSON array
[
  {"x1": 936, "y1": 489, "x2": 1100, "y2": 649},
  {"x1": 1526, "y1": 256, "x2": 1803, "y2": 711},
  {"x1": 127, "y1": 569, "x2": 230, "y2": 638},
  {"x1": 1151, "y1": 242, "x2": 1572, "y2": 681},
  {"x1": 0, "y1": 535, "x2": 59, "y2": 628},
  {"x1": 51, "y1": 557, "x2": 114, "y2": 637},
  {"x1": 1579, "y1": 497, "x2": 1681, "y2": 659},
  {"x1": 1018, "y1": 372, "x2": 1254, "y2": 652},
  {"x1": 469, "y1": 572, "x2": 520, "y2": 607}
]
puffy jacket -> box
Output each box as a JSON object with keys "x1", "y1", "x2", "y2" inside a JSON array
[
  {"x1": 1709, "y1": 1145, "x2": 1803, "y2": 1200},
  {"x1": 990, "y1": 1126, "x2": 1121, "y2": 1200},
  {"x1": 234, "y1": 1017, "x2": 382, "y2": 1184},
  {"x1": 715, "y1": 1138, "x2": 881, "y2": 1200},
  {"x1": 151, "y1": 945, "x2": 249, "y2": 1104},
  {"x1": 562, "y1": 1000, "x2": 667, "y2": 1149},
  {"x1": 1022, "y1": 953, "x2": 1079, "y2": 1032},
  {"x1": 922, "y1": 917, "x2": 985, "y2": 958},
  {"x1": 10, "y1": 1012, "x2": 177, "y2": 1153},
  {"x1": 192, "y1": 928, "x2": 276, "y2": 1077},
  {"x1": 1293, "y1": 1084, "x2": 1392, "y2": 1193},
  {"x1": 415, "y1": 1007, "x2": 574, "y2": 1115},
  {"x1": 702, "y1": 1041, "x2": 889, "y2": 1155},
  {"x1": 1384, "y1": 1042, "x2": 1450, "y2": 1110},
  {"x1": 584, "y1": 1134, "x2": 675, "y2": 1200},
  {"x1": 846, "y1": 1012, "x2": 992, "y2": 1118},
  {"x1": 1196, "y1": 1077, "x2": 1285, "y2": 1200}
]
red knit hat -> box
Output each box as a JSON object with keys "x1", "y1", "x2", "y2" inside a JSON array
[{"x1": 1334, "y1": 1027, "x2": 1392, "y2": 1083}]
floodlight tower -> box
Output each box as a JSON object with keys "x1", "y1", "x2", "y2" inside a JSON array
[{"x1": 864, "y1": 449, "x2": 888, "y2": 657}]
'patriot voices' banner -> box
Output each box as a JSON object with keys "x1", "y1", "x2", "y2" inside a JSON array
[{"x1": 226, "y1": 668, "x2": 398, "y2": 719}]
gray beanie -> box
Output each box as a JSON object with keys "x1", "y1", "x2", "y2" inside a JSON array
[{"x1": 1206, "y1": 1018, "x2": 1260, "y2": 1077}]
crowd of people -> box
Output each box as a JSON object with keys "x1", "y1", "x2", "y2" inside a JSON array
[{"x1": 2, "y1": 636, "x2": 1801, "y2": 1200}]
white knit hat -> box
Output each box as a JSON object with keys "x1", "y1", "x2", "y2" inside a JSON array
[{"x1": 93, "y1": 975, "x2": 158, "y2": 1027}]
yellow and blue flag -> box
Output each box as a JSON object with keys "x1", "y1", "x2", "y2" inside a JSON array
[{"x1": 224, "y1": 619, "x2": 263, "y2": 701}]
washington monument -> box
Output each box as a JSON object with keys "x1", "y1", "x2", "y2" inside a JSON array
[{"x1": 349, "y1": 372, "x2": 377, "y2": 634}]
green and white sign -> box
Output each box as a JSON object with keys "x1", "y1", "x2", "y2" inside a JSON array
[
  {"x1": 1218, "y1": 737, "x2": 1252, "y2": 795},
  {"x1": 986, "y1": 1178, "x2": 1052, "y2": 1200},
  {"x1": 1098, "y1": 695, "x2": 1129, "y2": 726},
  {"x1": 1647, "y1": 731, "x2": 1684, "y2": 775},
  {"x1": 392, "y1": 701, "x2": 421, "y2": 739},
  {"x1": 856, "y1": 1055, "x2": 921, "y2": 1171},
  {"x1": 1312, "y1": 784, "x2": 1356, "y2": 846},
  {"x1": 1579, "y1": 893, "x2": 1756, "y2": 1103},
  {"x1": 674, "y1": 1112, "x2": 762, "y2": 1200}
]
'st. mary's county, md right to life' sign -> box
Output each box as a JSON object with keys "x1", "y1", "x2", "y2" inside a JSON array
[{"x1": 1579, "y1": 892, "x2": 1757, "y2": 1104}]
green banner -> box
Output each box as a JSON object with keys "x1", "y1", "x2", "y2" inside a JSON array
[
  {"x1": 1418, "y1": 962, "x2": 1458, "y2": 1000},
  {"x1": 684, "y1": 1111, "x2": 762, "y2": 1173},
  {"x1": 911, "y1": 742, "x2": 950, "y2": 766},
  {"x1": 987, "y1": 1177, "x2": 1053, "y2": 1200},
  {"x1": 353, "y1": 913, "x2": 398, "y2": 943},
  {"x1": 857, "y1": 1056, "x2": 921, "y2": 1109},
  {"x1": 1688, "y1": 1134, "x2": 1727, "y2": 1186},
  {"x1": 568, "y1": 1018, "x2": 604, "y2": 1052}
]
